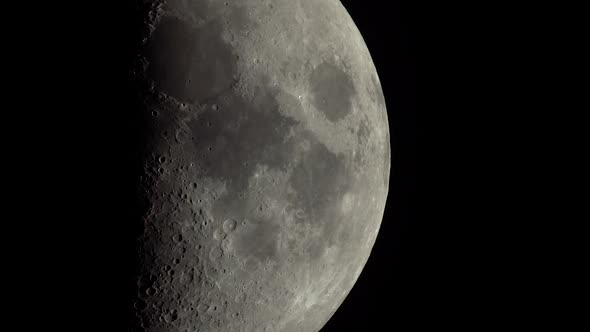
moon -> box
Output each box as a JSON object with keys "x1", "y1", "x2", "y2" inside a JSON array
[{"x1": 129, "y1": 0, "x2": 390, "y2": 331}]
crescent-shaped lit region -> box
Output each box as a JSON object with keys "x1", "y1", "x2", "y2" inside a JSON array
[{"x1": 129, "y1": 0, "x2": 390, "y2": 331}]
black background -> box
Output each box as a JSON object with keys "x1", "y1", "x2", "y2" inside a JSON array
[{"x1": 15, "y1": 1, "x2": 416, "y2": 330}]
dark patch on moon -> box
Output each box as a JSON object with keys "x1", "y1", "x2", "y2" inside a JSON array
[
  {"x1": 356, "y1": 118, "x2": 370, "y2": 145},
  {"x1": 188, "y1": 85, "x2": 298, "y2": 198},
  {"x1": 289, "y1": 139, "x2": 349, "y2": 224},
  {"x1": 289, "y1": 138, "x2": 351, "y2": 259},
  {"x1": 231, "y1": 218, "x2": 281, "y2": 263},
  {"x1": 225, "y1": 4, "x2": 257, "y2": 34},
  {"x1": 309, "y1": 62, "x2": 356, "y2": 122},
  {"x1": 186, "y1": 78, "x2": 353, "y2": 264},
  {"x1": 186, "y1": 81, "x2": 306, "y2": 267},
  {"x1": 185, "y1": 0, "x2": 215, "y2": 23},
  {"x1": 146, "y1": 15, "x2": 237, "y2": 103}
]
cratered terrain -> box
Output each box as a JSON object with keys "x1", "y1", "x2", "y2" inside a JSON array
[{"x1": 128, "y1": 0, "x2": 390, "y2": 331}]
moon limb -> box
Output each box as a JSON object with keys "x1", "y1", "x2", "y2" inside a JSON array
[{"x1": 130, "y1": 1, "x2": 390, "y2": 331}]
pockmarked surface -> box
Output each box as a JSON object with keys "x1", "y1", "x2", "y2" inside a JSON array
[{"x1": 130, "y1": 1, "x2": 390, "y2": 331}]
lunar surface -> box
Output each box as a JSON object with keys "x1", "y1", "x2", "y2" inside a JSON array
[{"x1": 129, "y1": 0, "x2": 390, "y2": 331}]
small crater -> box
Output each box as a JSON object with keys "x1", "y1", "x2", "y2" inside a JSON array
[
  {"x1": 235, "y1": 292, "x2": 246, "y2": 303},
  {"x1": 244, "y1": 256, "x2": 259, "y2": 272},
  {"x1": 209, "y1": 247, "x2": 223, "y2": 261},
  {"x1": 163, "y1": 310, "x2": 178, "y2": 323},
  {"x1": 134, "y1": 299, "x2": 147, "y2": 311},
  {"x1": 196, "y1": 303, "x2": 209, "y2": 313},
  {"x1": 146, "y1": 287, "x2": 157, "y2": 296},
  {"x1": 213, "y1": 228, "x2": 225, "y2": 241},
  {"x1": 173, "y1": 234, "x2": 183, "y2": 243},
  {"x1": 221, "y1": 237, "x2": 232, "y2": 251},
  {"x1": 222, "y1": 218, "x2": 237, "y2": 233},
  {"x1": 200, "y1": 313, "x2": 213, "y2": 324},
  {"x1": 175, "y1": 129, "x2": 187, "y2": 143},
  {"x1": 179, "y1": 273, "x2": 190, "y2": 285}
]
